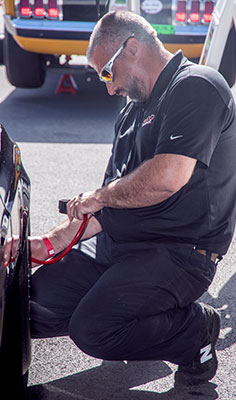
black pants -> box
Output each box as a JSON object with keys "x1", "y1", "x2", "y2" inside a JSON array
[{"x1": 30, "y1": 233, "x2": 217, "y2": 366}]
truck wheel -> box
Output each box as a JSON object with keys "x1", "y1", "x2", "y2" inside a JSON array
[
  {"x1": 218, "y1": 25, "x2": 236, "y2": 88},
  {"x1": 3, "y1": 29, "x2": 45, "y2": 88}
]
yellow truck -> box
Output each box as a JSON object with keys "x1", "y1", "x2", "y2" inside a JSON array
[{"x1": 2, "y1": 0, "x2": 236, "y2": 88}]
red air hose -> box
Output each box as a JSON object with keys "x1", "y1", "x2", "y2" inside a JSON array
[{"x1": 31, "y1": 214, "x2": 88, "y2": 265}]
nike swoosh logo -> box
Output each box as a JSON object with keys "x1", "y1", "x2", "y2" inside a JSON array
[{"x1": 170, "y1": 134, "x2": 183, "y2": 140}]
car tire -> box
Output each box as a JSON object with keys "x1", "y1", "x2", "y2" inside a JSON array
[
  {"x1": 0, "y1": 230, "x2": 31, "y2": 397},
  {"x1": 218, "y1": 24, "x2": 236, "y2": 88},
  {"x1": 3, "y1": 28, "x2": 46, "y2": 88}
]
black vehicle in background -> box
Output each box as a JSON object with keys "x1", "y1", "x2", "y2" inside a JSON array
[{"x1": 0, "y1": 124, "x2": 31, "y2": 395}]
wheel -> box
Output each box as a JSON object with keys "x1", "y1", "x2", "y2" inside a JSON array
[
  {"x1": 3, "y1": 28, "x2": 45, "y2": 88},
  {"x1": 218, "y1": 25, "x2": 236, "y2": 88},
  {"x1": 0, "y1": 250, "x2": 30, "y2": 397},
  {"x1": 0, "y1": 204, "x2": 31, "y2": 397}
]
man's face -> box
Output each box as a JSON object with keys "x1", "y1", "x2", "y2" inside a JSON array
[
  {"x1": 91, "y1": 43, "x2": 149, "y2": 102},
  {"x1": 114, "y1": 71, "x2": 148, "y2": 102}
]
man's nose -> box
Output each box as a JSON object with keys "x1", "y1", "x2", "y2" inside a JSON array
[{"x1": 105, "y1": 82, "x2": 117, "y2": 96}]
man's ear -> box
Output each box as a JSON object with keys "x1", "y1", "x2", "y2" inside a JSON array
[{"x1": 126, "y1": 38, "x2": 141, "y2": 61}]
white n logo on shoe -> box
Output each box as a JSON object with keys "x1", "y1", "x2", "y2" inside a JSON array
[{"x1": 200, "y1": 344, "x2": 213, "y2": 364}]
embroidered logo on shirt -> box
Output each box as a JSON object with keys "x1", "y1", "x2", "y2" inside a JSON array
[
  {"x1": 170, "y1": 134, "x2": 183, "y2": 140},
  {"x1": 142, "y1": 114, "x2": 155, "y2": 127}
]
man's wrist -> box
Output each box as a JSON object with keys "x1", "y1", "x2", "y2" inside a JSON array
[
  {"x1": 29, "y1": 236, "x2": 51, "y2": 262},
  {"x1": 42, "y1": 236, "x2": 55, "y2": 258},
  {"x1": 95, "y1": 179, "x2": 121, "y2": 208},
  {"x1": 95, "y1": 186, "x2": 109, "y2": 208}
]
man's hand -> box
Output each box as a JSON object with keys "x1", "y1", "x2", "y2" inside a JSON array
[
  {"x1": 67, "y1": 190, "x2": 104, "y2": 221},
  {"x1": 29, "y1": 216, "x2": 102, "y2": 267},
  {"x1": 3, "y1": 235, "x2": 19, "y2": 267},
  {"x1": 3, "y1": 235, "x2": 47, "y2": 268}
]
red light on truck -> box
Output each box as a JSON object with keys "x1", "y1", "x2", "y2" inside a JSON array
[
  {"x1": 203, "y1": 1, "x2": 214, "y2": 23},
  {"x1": 203, "y1": 13, "x2": 212, "y2": 22},
  {"x1": 48, "y1": 7, "x2": 59, "y2": 18},
  {"x1": 189, "y1": 1, "x2": 200, "y2": 23},
  {"x1": 176, "y1": 12, "x2": 187, "y2": 22},
  {"x1": 176, "y1": 1, "x2": 187, "y2": 22},
  {"x1": 20, "y1": 6, "x2": 31, "y2": 16},
  {"x1": 190, "y1": 12, "x2": 200, "y2": 22},
  {"x1": 19, "y1": 0, "x2": 31, "y2": 17},
  {"x1": 47, "y1": 0, "x2": 59, "y2": 19},
  {"x1": 33, "y1": 0, "x2": 45, "y2": 17},
  {"x1": 34, "y1": 7, "x2": 45, "y2": 17}
]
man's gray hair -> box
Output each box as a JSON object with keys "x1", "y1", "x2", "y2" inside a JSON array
[{"x1": 87, "y1": 10, "x2": 159, "y2": 62}]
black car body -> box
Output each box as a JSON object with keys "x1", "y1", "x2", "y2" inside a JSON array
[{"x1": 0, "y1": 125, "x2": 31, "y2": 394}]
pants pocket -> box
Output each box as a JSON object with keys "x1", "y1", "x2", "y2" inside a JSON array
[{"x1": 175, "y1": 248, "x2": 216, "y2": 307}]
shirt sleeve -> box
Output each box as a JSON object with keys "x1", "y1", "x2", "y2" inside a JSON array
[{"x1": 155, "y1": 74, "x2": 229, "y2": 166}]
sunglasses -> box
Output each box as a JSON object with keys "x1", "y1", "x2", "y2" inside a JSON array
[{"x1": 99, "y1": 34, "x2": 134, "y2": 83}]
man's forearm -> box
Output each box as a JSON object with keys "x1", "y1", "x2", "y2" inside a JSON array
[
  {"x1": 97, "y1": 175, "x2": 170, "y2": 208},
  {"x1": 96, "y1": 159, "x2": 177, "y2": 208},
  {"x1": 30, "y1": 216, "x2": 102, "y2": 264},
  {"x1": 96, "y1": 154, "x2": 196, "y2": 209},
  {"x1": 47, "y1": 216, "x2": 102, "y2": 254},
  {"x1": 67, "y1": 154, "x2": 197, "y2": 220}
]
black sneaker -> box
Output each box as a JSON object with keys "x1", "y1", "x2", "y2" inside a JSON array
[{"x1": 174, "y1": 303, "x2": 221, "y2": 386}]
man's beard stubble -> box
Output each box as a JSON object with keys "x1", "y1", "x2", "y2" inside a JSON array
[{"x1": 116, "y1": 74, "x2": 147, "y2": 103}]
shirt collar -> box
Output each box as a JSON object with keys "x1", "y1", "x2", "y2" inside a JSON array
[{"x1": 135, "y1": 50, "x2": 186, "y2": 109}]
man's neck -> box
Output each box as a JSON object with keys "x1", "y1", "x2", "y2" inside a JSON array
[{"x1": 148, "y1": 47, "x2": 174, "y2": 97}]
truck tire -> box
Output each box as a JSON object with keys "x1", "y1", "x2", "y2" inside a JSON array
[
  {"x1": 3, "y1": 29, "x2": 45, "y2": 88},
  {"x1": 218, "y1": 25, "x2": 236, "y2": 88}
]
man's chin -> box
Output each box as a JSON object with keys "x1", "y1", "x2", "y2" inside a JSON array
[
  {"x1": 128, "y1": 91, "x2": 147, "y2": 102},
  {"x1": 116, "y1": 89, "x2": 146, "y2": 102},
  {"x1": 116, "y1": 90, "x2": 127, "y2": 97},
  {"x1": 129, "y1": 95, "x2": 147, "y2": 102}
]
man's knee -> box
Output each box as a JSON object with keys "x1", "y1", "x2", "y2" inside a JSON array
[
  {"x1": 69, "y1": 309, "x2": 122, "y2": 360},
  {"x1": 30, "y1": 301, "x2": 69, "y2": 338},
  {"x1": 69, "y1": 312, "x2": 104, "y2": 359}
]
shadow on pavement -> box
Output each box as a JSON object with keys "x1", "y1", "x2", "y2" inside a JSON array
[
  {"x1": 201, "y1": 272, "x2": 236, "y2": 350},
  {"x1": 26, "y1": 360, "x2": 218, "y2": 400}
]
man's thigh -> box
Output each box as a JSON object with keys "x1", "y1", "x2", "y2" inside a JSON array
[{"x1": 73, "y1": 242, "x2": 216, "y2": 322}]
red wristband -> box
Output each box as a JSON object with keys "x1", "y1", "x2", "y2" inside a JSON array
[{"x1": 42, "y1": 236, "x2": 55, "y2": 258}]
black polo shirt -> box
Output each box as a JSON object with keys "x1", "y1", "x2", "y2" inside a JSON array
[{"x1": 96, "y1": 51, "x2": 236, "y2": 255}]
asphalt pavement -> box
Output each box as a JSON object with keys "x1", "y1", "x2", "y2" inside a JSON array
[{"x1": 0, "y1": 19, "x2": 236, "y2": 399}]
